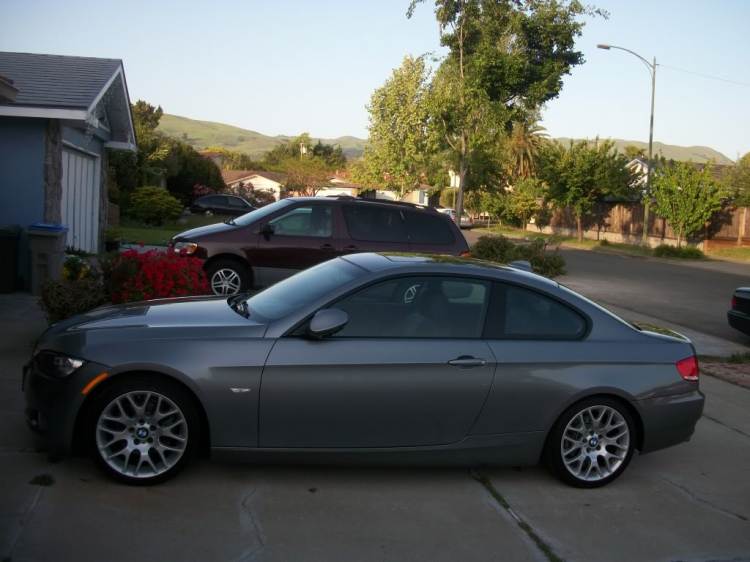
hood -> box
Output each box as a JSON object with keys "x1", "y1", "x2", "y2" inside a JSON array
[
  {"x1": 44, "y1": 295, "x2": 267, "y2": 336},
  {"x1": 174, "y1": 221, "x2": 238, "y2": 240}
]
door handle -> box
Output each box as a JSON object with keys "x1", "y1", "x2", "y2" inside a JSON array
[
  {"x1": 448, "y1": 356, "x2": 487, "y2": 368},
  {"x1": 343, "y1": 245, "x2": 358, "y2": 252},
  {"x1": 320, "y1": 244, "x2": 335, "y2": 251}
]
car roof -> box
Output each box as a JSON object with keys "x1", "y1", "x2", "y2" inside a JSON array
[{"x1": 341, "y1": 252, "x2": 557, "y2": 287}]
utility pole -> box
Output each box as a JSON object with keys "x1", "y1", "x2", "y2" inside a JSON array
[{"x1": 598, "y1": 45, "x2": 657, "y2": 250}]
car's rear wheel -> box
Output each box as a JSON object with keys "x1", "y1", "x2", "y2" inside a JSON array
[
  {"x1": 547, "y1": 398, "x2": 635, "y2": 488},
  {"x1": 206, "y1": 260, "x2": 250, "y2": 296},
  {"x1": 87, "y1": 377, "x2": 199, "y2": 485},
  {"x1": 204, "y1": 209, "x2": 214, "y2": 217}
]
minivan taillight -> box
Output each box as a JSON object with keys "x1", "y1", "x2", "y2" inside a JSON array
[
  {"x1": 460, "y1": 252, "x2": 472, "y2": 258},
  {"x1": 732, "y1": 296, "x2": 738, "y2": 309},
  {"x1": 676, "y1": 356, "x2": 699, "y2": 381}
]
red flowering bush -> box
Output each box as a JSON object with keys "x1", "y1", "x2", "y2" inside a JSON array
[
  {"x1": 192, "y1": 184, "x2": 215, "y2": 201},
  {"x1": 102, "y1": 249, "x2": 210, "y2": 304}
]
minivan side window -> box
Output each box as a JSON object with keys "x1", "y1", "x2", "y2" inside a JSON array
[
  {"x1": 342, "y1": 205, "x2": 407, "y2": 243},
  {"x1": 483, "y1": 283, "x2": 587, "y2": 339},
  {"x1": 268, "y1": 205, "x2": 333, "y2": 238},
  {"x1": 404, "y1": 212, "x2": 456, "y2": 245}
]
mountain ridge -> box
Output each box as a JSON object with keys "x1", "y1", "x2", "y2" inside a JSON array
[{"x1": 157, "y1": 113, "x2": 734, "y2": 165}]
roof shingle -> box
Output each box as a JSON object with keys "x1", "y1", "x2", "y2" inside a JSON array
[{"x1": 0, "y1": 52, "x2": 122, "y2": 109}]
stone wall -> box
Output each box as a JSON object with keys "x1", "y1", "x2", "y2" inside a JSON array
[{"x1": 43, "y1": 120, "x2": 62, "y2": 223}]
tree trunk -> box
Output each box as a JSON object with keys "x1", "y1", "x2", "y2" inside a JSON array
[
  {"x1": 677, "y1": 226, "x2": 683, "y2": 247},
  {"x1": 576, "y1": 216, "x2": 583, "y2": 241},
  {"x1": 738, "y1": 207, "x2": 746, "y2": 247}
]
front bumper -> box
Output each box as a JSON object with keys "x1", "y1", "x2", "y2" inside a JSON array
[
  {"x1": 23, "y1": 357, "x2": 114, "y2": 457},
  {"x1": 637, "y1": 389, "x2": 705, "y2": 454},
  {"x1": 728, "y1": 310, "x2": 750, "y2": 336}
]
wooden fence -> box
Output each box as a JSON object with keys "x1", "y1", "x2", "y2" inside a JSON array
[{"x1": 534, "y1": 202, "x2": 750, "y2": 249}]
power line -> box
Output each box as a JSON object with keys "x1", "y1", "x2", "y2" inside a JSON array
[{"x1": 658, "y1": 63, "x2": 750, "y2": 88}]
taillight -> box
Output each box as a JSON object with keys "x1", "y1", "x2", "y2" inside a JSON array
[
  {"x1": 460, "y1": 252, "x2": 472, "y2": 258},
  {"x1": 676, "y1": 356, "x2": 699, "y2": 381},
  {"x1": 470, "y1": 217, "x2": 474, "y2": 223},
  {"x1": 732, "y1": 296, "x2": 738, "y2": 309}
]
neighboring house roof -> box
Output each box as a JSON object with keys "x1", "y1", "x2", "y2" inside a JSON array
[
  {"x1": 221, "y1": 169, "x2": 287, "y2": 185},
  {"x1": 0, "y1": 51, "x2": 136, "y2": 150},
  {"x1": 627, "y1": 157, "x2": 732, "y2": 181}
]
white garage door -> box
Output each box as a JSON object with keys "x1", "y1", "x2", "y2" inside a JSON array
[{"x1": 61, "y1": 147, "x2": 100, "y2": 253}]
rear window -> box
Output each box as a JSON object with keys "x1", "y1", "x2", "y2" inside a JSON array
[
  {"x1": 342, "y1": 205, "x2": 407, "y2": 243},
  {"x1": 404, "y1": 212, "x2": 455, "y2": 245}
]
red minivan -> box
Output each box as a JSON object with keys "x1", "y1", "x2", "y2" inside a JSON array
[{"x1": 169, "y1": 196, "x2": 471, "y2": 295}]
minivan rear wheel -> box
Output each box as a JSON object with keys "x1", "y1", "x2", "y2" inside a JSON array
[{"x1": 206, "y1": 260, "x2": 250, "y2": 295}]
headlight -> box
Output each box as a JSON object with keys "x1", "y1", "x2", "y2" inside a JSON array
[
  {"x1": 34, "y1": 351, "x2": 87, "y2": 378},
  {"x1": 172, "y1": 241, "x2": 198, "y2": 255}
]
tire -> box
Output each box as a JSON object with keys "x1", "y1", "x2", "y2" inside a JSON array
[
  {"x1": 204, "y1": 209, "x2": 214, "y2": 217},
  {"x1": 546, "y1": 397, "x2": 636, "y2": 488},
  {"x1": 87, "y1": 375, "x2": 200, "y2": 485},
  {"x1": 206, "y1": 259, "x2": 251, "y2": 296}
]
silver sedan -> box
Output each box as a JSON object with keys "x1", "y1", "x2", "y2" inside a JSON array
[{"x1": 23, "y1": 253, "x2": 704, "y2": 486}]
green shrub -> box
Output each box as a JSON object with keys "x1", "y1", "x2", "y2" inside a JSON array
[
  {"x1": 653, "y1": 244, "x2": 704, "y2": 259},
  {"x1": 130, "y1": 187, "x2": 184, "y2": 225},
  {"x1": 471, "y1": 235, "x2": 566, "y2": 278},
  {"x1": 38, "y1": 279, "x2": 108, "y2": 324},
  {"x1": 599, "y1": 239, "x2": 610, "y2": 246},
  {"x1": 65, "y1": 246, "x2": 90, "y2": 258}
]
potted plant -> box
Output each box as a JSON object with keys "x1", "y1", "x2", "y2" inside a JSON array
[{"x1": 104, "y1": 227, "x2": 121, "y2": 253}]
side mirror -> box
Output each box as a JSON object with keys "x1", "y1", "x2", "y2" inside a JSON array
[
  {"x1": 261, "y1": 224, "x2": 275, "y2": 236},
  {"x1": 308, "y1": 309, "x2": 349, "y2": 339}
]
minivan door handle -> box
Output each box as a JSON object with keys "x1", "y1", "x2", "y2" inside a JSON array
[
  {"x1": 343, "y1": 245, "x2": 358, "y2": 252},
  {"x1": 448, "y1": 356, "x2": 487, "y2": 368},
  {"x1": 320, "y1": 244, "x2": 335, "y2": 251}
]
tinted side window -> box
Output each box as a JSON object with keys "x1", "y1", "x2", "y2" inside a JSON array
[
  {"x1": 211, "y1": 196, "x2": 229, "y2": 206},
  {"x1": 268, "y1": 205, "x2": 332, "y2": 238},
  {"x1": 228, "y1": 197, "x2": 248, "y2": 208},
  {"x1": 342, "y1": 205, "x2": 407, "y2": 243},
  {"x1": 333, "y1": 276, "x2": 489, "y2": 339},
  {"x1": 404, "y1": 212, "x2": 456, "y2": 245},
  {"x1": 483, "y1": 283, "x2": 587, "y2": 339}
]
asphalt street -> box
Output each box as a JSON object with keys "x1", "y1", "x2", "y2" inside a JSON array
[{"x1": 464, "y1": 230, "x2": 750, "y2": 348}]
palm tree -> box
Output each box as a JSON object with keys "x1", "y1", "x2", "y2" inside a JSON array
[{"x1": 507, "y1": 121, "x2": 549, "y2": 179}]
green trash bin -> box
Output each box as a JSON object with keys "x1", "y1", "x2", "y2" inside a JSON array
[{"x1": 0, "y1": 225, "x2": 22, "y2": 293}]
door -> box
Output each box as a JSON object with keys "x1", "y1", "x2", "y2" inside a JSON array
[
  {"x1": 259, "y1": 276, "x2": 495, "y2": 448},
  {"x1": 61, "y1": 147, "x2": 100, "y2": 253},
  {"x1": 255, "y1": 203, "x2": 338, "y2": 286}
]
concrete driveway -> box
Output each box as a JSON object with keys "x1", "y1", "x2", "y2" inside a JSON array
[{"x1": 2, "y1": 292, "x2": 750, "y2": 562}]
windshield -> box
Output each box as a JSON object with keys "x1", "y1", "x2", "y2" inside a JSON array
[
  {"x1": 245, "y1": 259, "x2": 366, "y2": 323},
  {"x1": 232, "y1": 199, "x2": 294, "y2": 227}
]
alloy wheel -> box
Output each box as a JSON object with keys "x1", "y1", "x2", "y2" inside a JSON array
[
  {"x1": 560, "y1": 405, "x2": 630, "y2": 482},
  {"x1": 211, "y1": 268, "x2": 241, "y2": 295},
  {"x1": 95, "y1": 391, "x2": 188, "y2": 479}
]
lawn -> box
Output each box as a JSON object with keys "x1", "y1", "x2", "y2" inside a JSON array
[
  {"x1": 706, "y1": 247, "x2": 750, "y2": 261},
  {"x1": 119, "y1": 214, "x2": 234, "y2": 246},
  {"x1": 475, "y1": 226, "x2": 653, "y2": 257}
]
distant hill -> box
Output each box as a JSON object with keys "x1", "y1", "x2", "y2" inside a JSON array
[
  {"x1": 157, "y1": 114, "x2": 733, "y2": 165},
  {"x1": 157, "y1": 114, "x2": 366, "y2": 159},
  {"x1": 553, "y1": 138, "x2": 733, "y2": 165}
]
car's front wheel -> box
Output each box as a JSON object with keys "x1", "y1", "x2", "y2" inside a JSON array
[
  {"x1": 87, "y1": 376, "x2": 199, "y2": 485},
  {"x1": 547, "y1": 398, "x2": 635, "y2": 488},
  {"x1": 206, "y1": 260, "x2": 250, "y2": 296}
]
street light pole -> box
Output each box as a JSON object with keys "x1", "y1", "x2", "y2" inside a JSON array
[{"x1": 597, "y1": 44, "x2": 656, "y2": 250}]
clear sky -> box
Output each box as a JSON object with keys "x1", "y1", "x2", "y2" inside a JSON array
[{"x1": 1, "y1": 0, "x2": 748, "y2": 160}]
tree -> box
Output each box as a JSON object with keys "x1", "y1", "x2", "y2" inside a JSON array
[
  {"x1": 507, "y1": 178, "x2": 546, "y2": 229},
  {"x1": 166, "y1": 141, "x2": 226, "y2": 204},
  {"x1": 539, "y1": 139, "x2": 639, "y2": 241},
  {"x1": 283, "y1": 156, "x2": 332, "y2": 196},
  {"x1": 359, "y1": 55, "x2": 432, "y2": 197},
  {"x1": 507, "y1": 121, "x2": 549, "y2": 179},
  {"x1": 623, "y1": 145, "x2": 646, "y2": 160},
  {"x1": 203, "y1": 146, "x2": 264, "y2": 171},
  {"x1": 726, "y1": 153, "x2": 750, "y2": 206},
  {"x1": 408, "y1": 0, "x2": 603, "y2": 230},
  {"x1": 647, "y1": 161, "x2": 724, "y2": 246}
]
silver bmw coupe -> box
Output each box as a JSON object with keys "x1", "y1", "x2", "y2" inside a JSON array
[{"x1": 24, "y1": 253, "x2": 704, "y2": 487}]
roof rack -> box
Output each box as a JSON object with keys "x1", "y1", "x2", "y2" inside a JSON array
[{"x1": 335, "y1": 197, "x2": 438, "y2": 213}]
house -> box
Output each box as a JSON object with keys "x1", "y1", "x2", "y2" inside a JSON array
[
  {"x1": 0, "y1": 51, "x2": 136, "y2": 289},
  {"x1": 199, "y1": 151, "x2": 224, "y2": 167},
  {"x1": 220, "y1": 170, "x2": 287, "y2": 200},
  {"x1": 626, "y1": 157, "x2": 732, "y2": 185}
]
